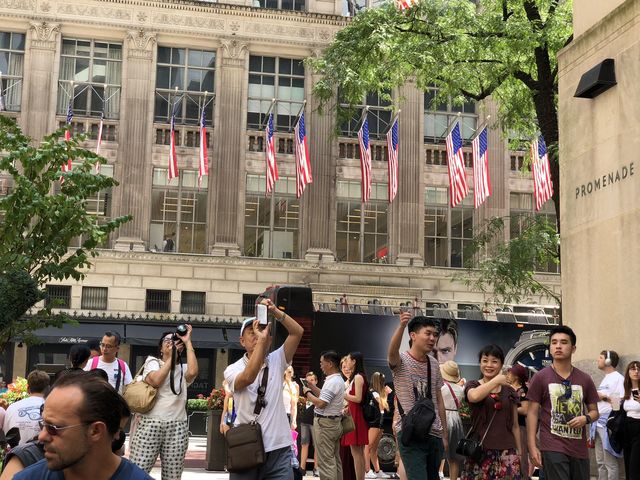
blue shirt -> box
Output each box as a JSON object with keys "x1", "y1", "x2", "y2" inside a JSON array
[{"x1": 14, "y1": 458, "x2": 152, "y2": 479}]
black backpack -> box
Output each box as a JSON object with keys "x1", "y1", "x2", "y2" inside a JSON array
[
  {"x1": 397, "y1": 357, "x2": 436, "y2": 446},
  {"x1": 362, "y1": 388, "x2": 381, "y2": 424}
]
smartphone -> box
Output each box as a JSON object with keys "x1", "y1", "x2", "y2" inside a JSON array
[
  {"x1": 256, "y1": 304, "x2": 268, "y2": 325},
  {"x1": 633, "y1": 389, "x2": 639, "y2": 400},
  {"x1": 300, "y1": 378, "x2": 309, "y2": 388}
]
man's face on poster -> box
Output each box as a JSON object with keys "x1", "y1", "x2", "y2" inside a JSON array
[{"x1": 435, "y1": 332, "x2": 457, "y2": 363}]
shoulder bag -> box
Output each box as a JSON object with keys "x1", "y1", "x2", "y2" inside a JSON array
[
  {"x1": 607, "y1": 400, "x2": 626, "y2": 454},
  {"x1": 341, "y1": 413, "x2": 356, "y2": 434},
  {"x1": 123, "y1": 358, "x2": 158, "y2": 414},
  {"x1": 225, "y1": 365, "x2": 269, "y2": 473},
  {"x1": 456, "y1": 406, "x2": 497, "y2": 464}
]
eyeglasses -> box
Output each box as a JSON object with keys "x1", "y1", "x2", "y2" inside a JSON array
[
  {"x1": 489, "y1": 393, "x2": 503, "y2": 411},
  {"x1": 561, "y1": 379, "x2": 572, "y2": 399},
  {"x1": 99, "y1": 343, "x2": 116, "y2": 349},
  {"x1": 39, "y1": 420, "x2": 89, "y2": 436}
]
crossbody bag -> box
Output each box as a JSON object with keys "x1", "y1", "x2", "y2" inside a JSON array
[
  {"x1": 456, "y1": 407, "x2": 497, "y2": 464},
  {"x1": 225, "y1": 365, "x2": 269, "y2": 472}
]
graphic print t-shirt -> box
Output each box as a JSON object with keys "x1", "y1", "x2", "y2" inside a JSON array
[
  {"x1": 527, "y1": 366, "x2": 599, "y2": 458},
  {"x1": 2, "y1": 396, "x2": 44, "y2": 445}
]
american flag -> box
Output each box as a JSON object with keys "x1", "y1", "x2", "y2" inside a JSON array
[
  {"x1": 168, "y1": 113, "x2": 179, "y2": 181},
  {"x1": 358, "y1": 114, "x2": 372, "y2": 203},
  {"x1": 265, "y1": 112, "x2": 278, "y2": 194},
  {"x1": 198, "y1": 108, "x2": 208, "y2": 188},
  {"x1": 95, "y1": 111, "x2": 104, "y2": 174},
  {"x1": 394, "y1": 0, "x2": 419, "y2": 11},
  {"x1": 386, "y1": 116, "x2": 399, "y2": 203},
  {"x1": 62, "y1": 103, "x2": 73, "y2": 174},
  {"x1": 445, "y1": 122, "x2": 469, "y2": 207},
  {"x1": 471, "y1": 126, "x2": 491, "y2": 208},
  {"x1": 294, "y1": 111, "x2": 312, "y2": 198},
  {"x1": 531, "y1": 135, "x2": 553, "y2": 210}
]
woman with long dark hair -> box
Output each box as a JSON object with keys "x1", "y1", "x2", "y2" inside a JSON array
[
  {"x1": 342, "y1": 351, "x2": 370, "y2": 480},
  {"x1": 461, "y1": 344, "x2": 521, "y2": 480},
  {"x1": 129, "y1": 327, "x2": 198, "y2": 479},
  {"x1": 365, "y1": 371, "x2": 390, "y2": 478},
  {"x1": 621, "y1": 360, "x2": 640, "y2": 479}
]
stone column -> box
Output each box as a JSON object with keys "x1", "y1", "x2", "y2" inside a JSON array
[
  {"x1": 113, "y1": 29, "x2": 156, "y2": 252},
  {"x1": 22, "y1": 22, "x2": 60, "y2": 142},
  {"x1": 391, "y1": 81, "x2": 425, "y2": 266},
  {"x1": 302, "y1": 63, "x2": 337, "y2": 262},
  {"x1": 209, "y1": 39, "x2": 247, "y2": 257}
]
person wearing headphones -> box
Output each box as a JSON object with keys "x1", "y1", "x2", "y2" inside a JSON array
[{"x1": 593, "y1": 350, "x2": 624, "y2": 480}]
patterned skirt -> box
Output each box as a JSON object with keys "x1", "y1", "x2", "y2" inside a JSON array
[{"x1": 461, "y1": 448, "x2": 521, "y2": 480}]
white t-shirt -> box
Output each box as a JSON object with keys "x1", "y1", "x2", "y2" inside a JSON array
[
  {"x1": 224, "y1": 346, "x2": 291, "y2": 453},
  {"x1": 140, "y1": 356, "x2": 192, "y2": 421},
  {"x1": 624, "y1": 397, "x2": 640, "y2": 420},
  {"x1": 2, "y1": 396, "x2": 44, "y2": 445},
  {"x1": 84, "y1": 357, "x2": 133, "y2": 394},
  {"x1": 282, "y1": 381, "x2": 298, "y2": 416},
  {"x1": 315, "y1": 373, "x2": 345, "y2": 417},
  {"x1": 597, "y1": 370, "x2": 625, "y2": 418}
]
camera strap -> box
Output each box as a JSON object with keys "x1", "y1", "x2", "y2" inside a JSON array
[
  {"x1": 169, "y1": 346, "x2": 184, "y2": 396},
  {"x1": 254, "y1": 366, "x2": 269, "y2": 416}
]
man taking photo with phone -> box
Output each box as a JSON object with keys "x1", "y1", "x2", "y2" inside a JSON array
[{"x1": 224, "y1": 298, "x2": 304, "y2": 480}]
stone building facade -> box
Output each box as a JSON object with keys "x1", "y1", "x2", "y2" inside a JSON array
[{"x1": 0, "y1": 0, "x2": 560, "y2": 387}]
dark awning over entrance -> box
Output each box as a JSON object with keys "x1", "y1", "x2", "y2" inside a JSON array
[{"x1": 126, "y1": 324, "x2": 236, "y2": 349}]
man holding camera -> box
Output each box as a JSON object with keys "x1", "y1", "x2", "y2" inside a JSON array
[
  {"x1": 224, "y1": 298, "x2": 304, "y2": 480},
  {"x1": 84, "y1": 331, "x2": 132, "y2": 395}
]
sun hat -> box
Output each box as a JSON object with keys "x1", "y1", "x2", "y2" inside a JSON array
[{"x1": 440, "y1": 360, "x2": 461, "y2": 383}]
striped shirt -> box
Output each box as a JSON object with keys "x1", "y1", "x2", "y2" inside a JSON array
[{"x1": 392, "y1": 351, "x2": 444, "y2": 437}]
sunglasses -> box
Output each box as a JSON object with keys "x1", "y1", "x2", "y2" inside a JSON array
[
  {"x1": 39, "y1": 420, "x2": 89, "y2": 436},
  {"x1": 489, "y1": 393, "x2": 503, "y2": 411},
  {"x1": 561, "y1": 380, "x2": 572, "y2": 400}
]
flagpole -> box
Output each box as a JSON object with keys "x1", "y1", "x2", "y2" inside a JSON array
[
  {"x1": 258, "y1": 98, "x2": 277, "y2": 130},
  {"x1": 384, "y1": 109, "x2": 401, "y2": 135},
  {"x1": 293, "y1": 100, "x2": 307, "y2": 129},
  {"x1": 469, "y1": 115, "x2": 491, "y2": 142},
  {"x1": 443, "y1": 111, "x2": 462, "y2": 138}
]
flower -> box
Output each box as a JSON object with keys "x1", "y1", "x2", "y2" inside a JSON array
[
  {"x1": 206, "y1": 387, "x2": 226, "y2": 410},
  {"x1": 0, "y1": 377, "x2": 29, "y2": 405}
]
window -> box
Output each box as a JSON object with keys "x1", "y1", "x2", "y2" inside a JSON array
[
  {"x1": 0, "y1": 32, "x2": 25, "y2": 112},
  {"x1": 155, "y1": 47, "x2": 215, "y2": 125},
  {"x1": 424, "y1": 88, "x2": 477, "y2": 144},
  {"x1": 81, "y1": 287, "x2": 108, "y2": 310},
  {"x1": 150, "y1": 169, "x2": 208, "y2": 254},
  {"x1": 46, "y1": 285, "x2": 72, "y2": 309},
  {"x1": 242, "y1": 294, "x2": 260, "y2": 316},
  {"x1": 336, "y1": 181, "x2": 388, "y2": 263},
  {"x1": 57, "y1": 39, "x2": 122, "y2": 118},
  {"x1": 424, "y1": 187, "x2": 474, "y2": 268},
  {"x1": 146, "y1": 289, "x2": 171, "y2": 313},
  {"x1": 180, "y1": 291, "x2": 206, "y2": 315},
  {"x1": 247, "y1": 56, "x2": 304, "y2": 132},
  {"x1": 254, "y1": 0, "x2": 305, "y2": 10},
  {"x1": 340, "y1": 91, "x2": 392, "y2": 140},
  {"x1": 244, "y1": 175, "x2": 299, "y2": 258}
]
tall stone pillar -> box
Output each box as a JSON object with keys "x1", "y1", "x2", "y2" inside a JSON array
[
  {"x1": 113, "y1": 29, "x2": 156, "y2": 251},
  {"x1": 391, "y1": 81, "x2": 425, "y2": 266},
  {"x1": 22, "y1": 22, "x2": 60, "y2": 142},
  {"x1": 209, "y1": 39, "x2": 247, "y2": 257},
  {"x1": 302, "y1": 66, "x2": 337, "y2": 262}
]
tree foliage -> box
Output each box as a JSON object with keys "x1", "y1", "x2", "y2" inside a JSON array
[
  {"x1": 308, "y1": 0, "x2": 572, "y2": 221},
  {"x1": 0, "y1": 116, "x2": 131, "y2": 349},
  {"x1": 458, "y1": 215, "x2": 561, "y2": 305}
]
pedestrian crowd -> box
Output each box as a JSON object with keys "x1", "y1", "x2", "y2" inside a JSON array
[{"x1": 0, "y1": 303, "x2": 639, "y2": 480}]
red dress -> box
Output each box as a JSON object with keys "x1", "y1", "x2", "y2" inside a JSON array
[{"x1": 341, "y1": 376, "x2": 369, "y2": 446}]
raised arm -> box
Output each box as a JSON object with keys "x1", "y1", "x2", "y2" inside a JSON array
[
  {"x1": 181, "y1": 324, "x2": 199, "y2": 383},
  {"x1": 388, "y1": 312, "x2": 411, "y2": 369},
  {"x1": 267, "y1": 299, "x2": 304, "y2": 364},
  {"x1": 233, "y1": 320, "x2": 271, "y2": 392},
  {"x1": 466, "y1": 374, "x2": 510, "y2": 403}
]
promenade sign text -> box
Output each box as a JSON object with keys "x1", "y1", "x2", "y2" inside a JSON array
[{"x1": 575, "y1": 161, "x2": 634, "y2": 199}]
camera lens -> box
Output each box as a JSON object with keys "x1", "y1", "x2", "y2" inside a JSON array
[{"x1": 176, "y1": 324, "x2": 188, "y2": 336}]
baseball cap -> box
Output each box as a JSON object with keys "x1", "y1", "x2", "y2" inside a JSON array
[{"x1": 240, "y1": 317, "x2": 256, "y2": 337}]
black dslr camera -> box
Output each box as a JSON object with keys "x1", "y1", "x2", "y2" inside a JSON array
[{"x1": 172, "y1": 324, "x2": 188, "y2": 342}]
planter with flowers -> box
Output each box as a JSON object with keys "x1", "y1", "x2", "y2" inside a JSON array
[
  {"x1": 205, "y1": 387, "x2": 227, "y2": 471},
  {"x1": 0, "y1": 377, "x2": 28, "y2": 405},
  {"x1": 186, "y1": 395, "x2": 209, "y2": 437}
]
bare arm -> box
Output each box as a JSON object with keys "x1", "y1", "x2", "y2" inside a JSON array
[
  {"x1": 466, "y1": 374, "x2": 510, "y2": 403},
  {"x1": 233, "y1": 321, "x2": 271, "y2": 392},
  {"x1": 526, "y1": 401, "x2": 542, "y2": 468},
  {"x1": 144, "y1": 358, "x2": 172, "y2": 389},
  {"x1": 388, "y1": 312, "x2": 411, "y2": 369},
  {"x1": 290, "y1": 384, "x2": 299, "y2": 427},
  {"x1": 0, "y1": 456, "x2": 24, "y2": 480},
  {"x1": 344, "y1": 374, "x2": 365, "y2": 403},
  {"x1": 511, "y1": 402, "x2": 521, "y2": 455},
  {"x1": 182, "y1": 325, "x2": 199, "y2": 383},
  {"x1": 567, "y1": 402, "x2": 599, "y2": 428},
  {"x1": 517, "y1": 399, "x2": 529, "y2": 416},
  {"x1": 436, "y1": 388, "x2": 449, "y2": 453},
  {"x1": 304, "y1": 390, "x2": 328, "y2": 409}
]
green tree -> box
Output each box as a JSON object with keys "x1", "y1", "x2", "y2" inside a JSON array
[
  {"x1": 0, "y1": 116, "x2": 131, "y2": 350},
  {"x1": 309, "y1": 0, "x2": 571, "y2": 224}
]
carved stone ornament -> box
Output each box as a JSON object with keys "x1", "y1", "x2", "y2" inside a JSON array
[
  {"x1": 126, "y1": 29, "x2": 156, "y2": 60},
  {"x1": 221, "y1": 39, "x2": 248, "y2": 67},
  {"x1": 29, "y1": 22, "x2": 59, "y2": 50}
]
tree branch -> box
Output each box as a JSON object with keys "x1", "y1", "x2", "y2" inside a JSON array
[{"x1": 513, "y1": 70, "x2": 539, "y2": 91}]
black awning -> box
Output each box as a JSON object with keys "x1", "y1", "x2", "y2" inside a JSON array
[
  {"x1": 34, "y1": 323, "x2": 123, "y2": 344},
  {"x1": 125, "y1": 323, "x2": 239, "y2": 349}
]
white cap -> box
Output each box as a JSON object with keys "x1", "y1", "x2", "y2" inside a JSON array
[{"x1": 240, "y1": 317, "x2": 256, "y2": 337}]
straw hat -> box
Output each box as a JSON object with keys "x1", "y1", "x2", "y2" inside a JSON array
[{"x1": 440, "y1": 360, "x2": 461, "y2": 383}]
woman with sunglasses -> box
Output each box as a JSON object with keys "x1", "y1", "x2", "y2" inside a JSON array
[
  {"x1": 461, "y1": 344, "x2": 521, "y2": 480},
  {"x1": 129, "y1": 326, "x2": 198, "y2": 480},
  {"x1": 621, "y1": 360, "x2": 640, "y2": 480}
]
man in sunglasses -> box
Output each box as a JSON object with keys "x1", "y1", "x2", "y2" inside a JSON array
[
  {"x1": 224, "y1": 298, "x2": 304, "y2": 480},
  {"x1": 526, "y1": 325, "x2": 600, "y2": 480},
  {"x1": 13, "y1": 373, "x2": 151, "y2": 479}
]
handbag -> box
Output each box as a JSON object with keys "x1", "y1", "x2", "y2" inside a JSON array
[
  {"x1": 226, "y1": 365, "x2": 269, "y2": 473},
  {"x1": 341, "y1": 414, "x2": 355, "y2": 435},
  {"x1": 607, "y1": 400, "x2": 626, "y2": 454},
  {"x1": 456, "y1": 408, "x2": 497, "y2": 464},
  {"x1": 123, "y1": 359, "x2": 158, "y2": 414}
]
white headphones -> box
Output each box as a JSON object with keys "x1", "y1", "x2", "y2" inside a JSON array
[{"x1": 605, "y1": 350, "x2": 612, "y2": 367}]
